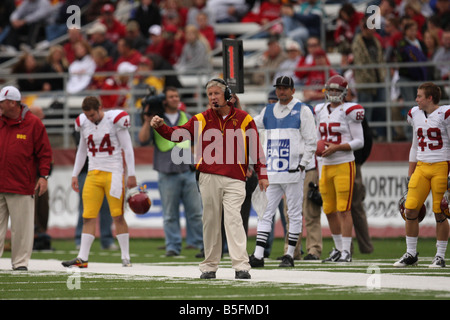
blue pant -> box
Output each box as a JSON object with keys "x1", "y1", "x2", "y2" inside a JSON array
[{"x1": 158, "y1": 170, "x2": 203, "y2": 254}]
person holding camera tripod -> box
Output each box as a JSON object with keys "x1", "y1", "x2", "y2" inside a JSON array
[{"x1": 138, "y1": 86, "x2": 203, "y2": 257}]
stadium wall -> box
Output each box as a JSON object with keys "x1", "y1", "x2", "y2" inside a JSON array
[{"x1": 42, "y1": 142, "x2": 437, "y2": 239}]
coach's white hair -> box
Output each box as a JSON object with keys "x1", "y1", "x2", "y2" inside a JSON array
[{"x1": 206, "y1": 79, "x2": 226, "y2": 93}]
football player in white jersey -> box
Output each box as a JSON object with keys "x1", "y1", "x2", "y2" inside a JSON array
[
  {"x1": 314, "y1": 75, "x2": 365, "y2": 263},
  {"x1": 62, "y1": 96, "x2": 137, "y2": 268},
  {"x1": 394, "y1": 82, "x2": 450, "y2": 268}
]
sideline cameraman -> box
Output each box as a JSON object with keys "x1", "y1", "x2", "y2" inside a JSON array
[{"x1": 138, "y1": 87, "x2": 203, "y2": 257}]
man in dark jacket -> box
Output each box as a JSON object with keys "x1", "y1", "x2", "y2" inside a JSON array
[{"x1": 0, "y1": 85, "x2": 52, "y2": 270}]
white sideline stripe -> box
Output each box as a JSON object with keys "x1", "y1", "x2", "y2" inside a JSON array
[{"x1": 1, "y1": 258, "x2": 449, "y2": 292}]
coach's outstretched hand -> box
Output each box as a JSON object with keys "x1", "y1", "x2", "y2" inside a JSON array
[{"x1": 150, "y1": 115, "x2": 164, "y2": 128}]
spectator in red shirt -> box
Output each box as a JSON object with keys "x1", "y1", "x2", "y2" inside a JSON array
[
  {"x1": 302, "y1": 49, "x2": 338, "y2": 103},
  {"x1": 99, "y1": 3, "x2": 126, "y2": 44},
  {"x1": 161, "y1": 0, "x2": 188, "y2": 29},
  {"x1": 334, "y1": 3, "x2": 365, "y2": 49},
  {"x1": 382, "y1": 16, "x2": 403, "y2": 61},
  {"x1": 242, "y1": 0, "x2": 281, "y2": 25},
  {"x1": 114, "y1": 37, "x2": 143, "y2": 69},
  {"x1": 100, "y1": 61, "x2": 136, "y2": 109},
  {"x1": 64, "y1": 28, "x2": 85, "y2": 64},
  {"x1": 294, "y1": 36, "x2": 322, "y2": 83},
  {"x1": 145, "y1": 24, "x2": 184, "y2": 65},
  {"x1": 196, "y1": 11, "x2": 216, "y2": 50},
  {"x1": 90, "y1": 46, "x2": 115, "y2": 90}
]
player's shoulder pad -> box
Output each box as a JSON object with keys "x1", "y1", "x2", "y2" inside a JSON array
[
  {"x1": 343, "y1": 102, "x2": 364, "y2": 122},
  {"x1": 440, "y1": 105, "x2": 450, "y2": 121},
  {"x1": 407, "y1": 106, "x2": 419, "y2": 123},
  {"x1": 109, "y1": 109, "x2": 131, "y2": 129},
  {"x1": 313, "y1": 102, "x2": 326, "y2": 115},
  {"x1": 74, "y1": 113, "x2": 87, "y2": 132}
]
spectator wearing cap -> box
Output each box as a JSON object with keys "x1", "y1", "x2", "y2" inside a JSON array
[
  {"x1": 146, "y1": 25, "x2": 165, "y2": 55},
  {"x1": 145, "y1": 24, "x2": 184, "y2": 65},
  {"x1": 302, "y1": 49, "x2": 338, "y2": 104},
  {"x1": 249, "y1": 75, "x2": 317, "y2": 268},
  {"x1": 100, "y1": 61, "x2": 137, "y2": 109},
  {"x1": 0, "y1": 85, "x2": 52, "y2": 271},
  {"x1": 129, "y1": 0, "x2": 161, "y2": 37},
  {"x1": 273, "y1": 39, "x2": 303, "y2": 86},
  {"x1": 99, "y1": 3, "x2": 126, "y2": 44},
  {"x1": 252, "y1": 36, "x2": 288, "y2": 86},
  {"x1": 88, "y1": 22, "x2": 117, "y2": 60}
]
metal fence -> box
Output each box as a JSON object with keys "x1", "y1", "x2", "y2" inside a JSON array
[{"x1": 2, "y1": 59, "x2": 449, "y2": 148}]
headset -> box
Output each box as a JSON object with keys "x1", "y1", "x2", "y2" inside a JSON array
[{"x1": 206, "y1": 78, "x2": 233, "y2": 102}]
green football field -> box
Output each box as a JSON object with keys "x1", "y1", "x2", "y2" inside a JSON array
[{"x1": 1, "y1": 237, "x2": 449, "y2": 304}]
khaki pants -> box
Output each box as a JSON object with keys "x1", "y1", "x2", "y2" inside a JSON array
[
  {"x1": 0, "y1": 193, "x2": 35, "y2": 269},
  {"x1": 284, "y1": 169, "x2": 322, "y2": 259},
  {"x1": 351, "y1": 164, "x2": 373, "y2": 253},
  {"x1": 198, "y1": 173, "x2": 250, "y2": 272}
]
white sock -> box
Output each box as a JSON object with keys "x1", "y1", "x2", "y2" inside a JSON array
[
  {"x1": 117, "y1": 233, "x2": 130, "y2": 260},
  {"x1": 406, "y1": 236, "x2": 418, "y2": 256},
  {"x1": 286, "y1": 245, "x2": 295, "y2": 258},
  {"x1": 332, "y1": 234, "x2": 343, "y2": 251},
  {"x1": 436, "y1": 240, "x2": 448, "y2": 258},
  {"x1": 78, "y1": 233, "x2": 95, "y2": 261},
  {"x1": 342, "y1": 237, "x2": 352, "y2": 253},
  {"x1": 286, "y1": 232, "x2": 300, "y2": 258},
  {"x1": 254, "y1": 245, "x2": 265, "y2": 260}
]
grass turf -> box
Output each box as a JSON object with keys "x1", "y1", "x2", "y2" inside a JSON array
[{"x1": 1, "y1": 237, "x2": 449, "y2": 302}]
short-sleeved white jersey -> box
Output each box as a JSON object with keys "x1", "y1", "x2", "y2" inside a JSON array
[
  {"x1": 75, "y1": 109, "x2": 131, "y2": 174},
  {"x1": 407, "y1": 105, "x2": 450, "y2": 163},
  {"x1": 314, "y1": 102, "x2": 364, "y2": 165}
]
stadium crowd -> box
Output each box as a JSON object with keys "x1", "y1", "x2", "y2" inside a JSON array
[{"x1": 0, "y1": 0, "x2": 449, "y2": 142}]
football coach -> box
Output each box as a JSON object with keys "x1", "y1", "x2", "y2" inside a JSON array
[
  {"x1": 0, "y1": 85, "x2": 52, "y2": 271},
  {"x1": 151, "y1": 78, "x2": 269, "y2": 280}
]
